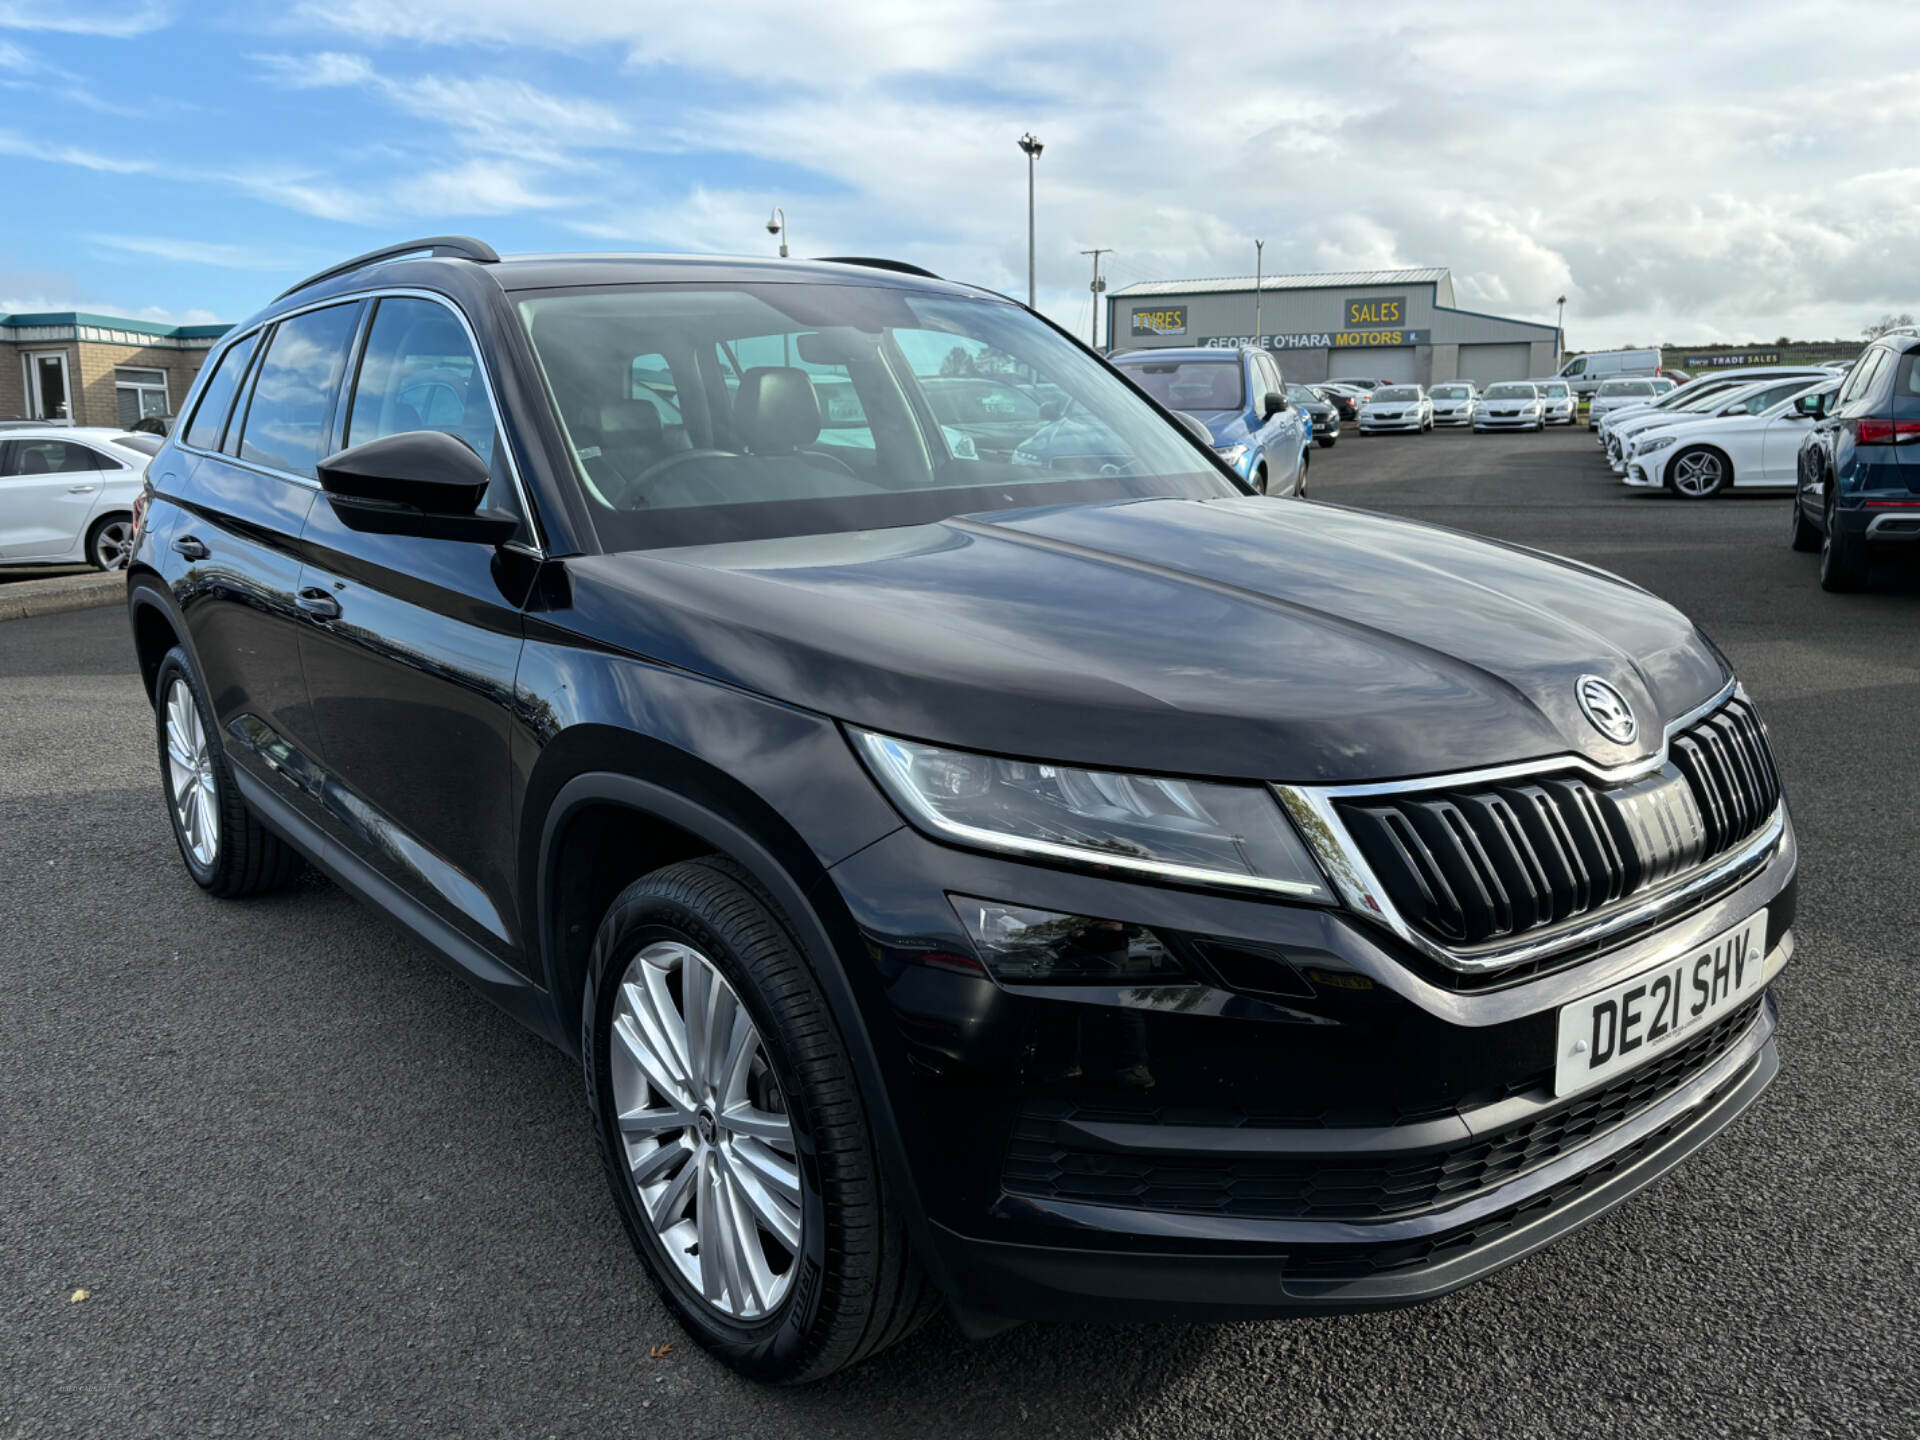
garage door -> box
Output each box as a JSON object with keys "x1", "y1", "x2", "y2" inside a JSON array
[
  {"x1": 1326, "y1": 346, "x2": 1416, "y2": 384},
  {"x1": 1458, "y1": 343, "x2": 1531, "y2": 385}
]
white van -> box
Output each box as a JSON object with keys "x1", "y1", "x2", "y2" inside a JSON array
[{"x1": 1557, "y1": 348, "x2": 1662, "y2": 398}]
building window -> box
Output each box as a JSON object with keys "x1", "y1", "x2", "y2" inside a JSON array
[{"x1": 115, "y1": 366, "x2": 171, "y2": 426}]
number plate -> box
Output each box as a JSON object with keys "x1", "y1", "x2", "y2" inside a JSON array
[{"x1": 1554, "y1": 912, "x2": 1769, "y2": 1097}]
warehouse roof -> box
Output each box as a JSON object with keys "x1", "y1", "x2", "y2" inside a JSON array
[{"x1": 1108, "y1": 267, "x2": 1451, "y2": 298}]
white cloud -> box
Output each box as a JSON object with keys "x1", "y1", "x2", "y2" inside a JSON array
[
  {"x1": 0, "y1": 1, "x2": 170, "y2": 38},
  {"x1": 87, "y1": 234, "x2": 310, "y2": 270}
]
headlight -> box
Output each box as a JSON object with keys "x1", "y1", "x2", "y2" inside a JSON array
[
  {"x1": 1636, "y1": 433, "x2": 1677, "y2": 455},
  {"x1": 851, "y1": 730, "x2": 1333, "y2": 901},
  {"x1": 1213, "y1": 444, "x2": 1249, "y2": 467}
]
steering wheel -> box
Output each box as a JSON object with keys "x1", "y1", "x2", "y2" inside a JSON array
[
  {"x1": 798, "y1": 448, "x2": 859, "y2": 478},
  {"x1": 621, "y1": 448, "x2": 739, "y2": 507}
]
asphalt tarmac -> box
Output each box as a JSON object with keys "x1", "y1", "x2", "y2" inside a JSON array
[{"x1": 3, "y1": 425, "x2": 1914, "y2": 1437}]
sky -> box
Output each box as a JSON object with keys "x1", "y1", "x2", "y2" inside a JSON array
[{"x1": 1, "y1": 0, "x2": 1916, "y2": 348}]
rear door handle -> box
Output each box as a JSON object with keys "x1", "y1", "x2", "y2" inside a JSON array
[
  {"x1": 296, "y1": 586, "x2": 342, "y2": 620},
  {"x1": 68, "y1": 484, "x2": 98, "y2": 494},
  {"x1": 171, "y1": 535, "x2": 208, "y2": 560}
]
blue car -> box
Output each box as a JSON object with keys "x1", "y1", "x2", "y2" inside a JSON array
[{"x1": 1108, "y1": 345, "x2": 1311, "y2": 496}]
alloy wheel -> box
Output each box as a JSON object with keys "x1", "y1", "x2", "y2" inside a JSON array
[
  {"x1": 1672, "y1": 450, "x2": 1724, "y2": 498},
  {"x1": 610, "y1": 940, "x2": 802, "y2": 1321},
  {"x1": 163, "y1": 676, "x2": 219, "y2": 868},
  {"x1": 93, "y1": 518, "x2": 133, "y2": 570}
]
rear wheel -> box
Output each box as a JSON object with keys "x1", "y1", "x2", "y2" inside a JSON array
[
  {"x1": 1789, "y1": 489, "x2": 1822, "y2": 552},
  {"x1": 1669, "y1": 447, "x2": 1727, "y2": 499},
  {"x1": 584, "y1": 858, "x2": 935, "y2": 1382},
  {"x1": 86, "y1": 513, "x2": 133, "y2": 570},
  {"x1": 152, "y1": 648, "x2": 302, "y2": 896},
  {"x1": 1819, "y1": 491, "x2": 1870, "y2": 591},
  {"x1": 1251, "y1": 464, "x2": 1268, "y2": 495}
]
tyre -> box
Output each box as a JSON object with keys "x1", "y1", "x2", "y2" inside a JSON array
[
  {"x1": 1251, "y1": 465, "x2": 1268, "y2": 495},
  {"x1": 152, "y1": 647, "x2": 303, "y2": 896},
  {"x1": 1316, "y1": 434, "x2": 1335, "y2": 449},
  {"x1": 86, "y1": 512, "x2": 133, "y2": 571},
  {"x1": 583, "y1": 857, "x2": 936, "y2": 1383},
  {"x1": 1668, "y1": 446, "x2": 1727, "y2": 499},
  {"x1": 1788, "y1": 490, "x2": 1822, "y2": 553},
  {"x1": 1819, "y1": 492, "x2": 1870, "y2": 592}
]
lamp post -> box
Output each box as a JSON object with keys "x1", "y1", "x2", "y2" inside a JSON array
[
  {"x1": 1081, "y1": 248, "x2": 1111, "y2": 349},
  {"x1": 766, "y1": 207, "x2": 789, "y2": 259},
  {"x1": 1556, "y1": 294, "x2": 1567, "y2": 366},
  {"x1": 1017, "y1": 132, "x2": 1043, "y2": 308},
  {"x1": 1254, "y1": 239, "x2": 1265, "y2": 349}
]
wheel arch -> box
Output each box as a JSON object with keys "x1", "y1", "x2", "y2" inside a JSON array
[
  {"x1": 127, "y1": 572, "x2": 185, "y2": 702},
  {"x1": 526, "y1": 737, "x2": 934, "y2": 1267}
]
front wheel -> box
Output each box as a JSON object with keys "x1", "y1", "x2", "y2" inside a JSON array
[
  {"x1": 1669, "y1": 447, "x2": 1727, "y2": 499},
  {"x1": 1316, "y1": 434, "x2": 1336, "y2": 449},
  {"x1": 584, "y1": 858, "x2": 935, "y2": 1382}
]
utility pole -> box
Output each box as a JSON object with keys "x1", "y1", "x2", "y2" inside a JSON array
[
  {"x1": 1254, "y1": 239, "x2": 1264, "y2": 349},
  {"x1": 1018, "y1": 133, "x2": 1043, "y2": 308},
  {"x1": 1556, "y1": 294, "x2": 1567, "y2": 367},
  {"x1": 1081, "y1": 248, "x2": 1111, "y2": 350}
]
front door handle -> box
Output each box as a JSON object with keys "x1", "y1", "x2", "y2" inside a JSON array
[
  {"x1": 296, "y1": 586, "x2": 342, "y2": 620},
  {"x1": 171, "y1": 535, "x2": 208, "y2": 560}
]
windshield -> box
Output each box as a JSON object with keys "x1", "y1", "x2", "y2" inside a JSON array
[
  {"x1": 1597, "y1": 379, "x2": 1656, "y2": 397},
  {"x1": 1484, "y1": 384, "x2": 1538, "y2": 400},
  {"x1": 1540, "y1": 382, "x2": 1569, "y2": 398},
  {"x1": 517, "y1": 284, "x2": 1233, "y2": 551},
  {"x1": 1372, "y1": 386, "x2": 1421, "y2": 401},
  {"x1": 1116, "y1": 358, "x2": 1245, "y2": 412},
  {"x1": 1430, "y1": 385, "x2": 1472, "y2": 400}
]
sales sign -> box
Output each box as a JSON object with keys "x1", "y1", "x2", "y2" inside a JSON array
[
  {"x1": 1131, "y1": 307, "x2": 1188, "y2": 337},
  {"x1": 1205, "y1": 331, "x2": 1429, "y2": 350},
  {"x1": 1347, "y1": 296, "x2": 1407, "y2": 328},
  {"x1": 1684, "y1": 351, "x2": 1781, "y2": 368}
]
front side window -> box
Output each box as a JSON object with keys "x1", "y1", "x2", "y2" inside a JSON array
[
  {"x1": 517, "y1": 283, "x2": 1233, "y2": 552},
  {"x1": 1116, "y1": 358, "x2": 1246, "y2": 412},
  {"x1": 238, "y1": 303, "x2": 362, "y2": 479},
  {"x1": 1563, "y1": 357, "x2": 1587, "y2": 375},
  {"x1": 347, "y1": 298, "x2": 496, "y2": 466},
  {"x1": 183, "y1": 332, "x2": 259, "y2": 452}
]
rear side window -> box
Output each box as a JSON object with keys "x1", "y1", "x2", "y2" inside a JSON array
[
  {"x1": 183, "y1": 332, "x2": 259, "y2": 452},
  {"x1": 238, "y1": 303, "x2": 361, "y2": 479},
  {"x1": 0, "y1": 439, "x2": 107, "y2": 477},
  {"x1": 1896, "y1": 352, "x2": 1920, "y2": 399}
]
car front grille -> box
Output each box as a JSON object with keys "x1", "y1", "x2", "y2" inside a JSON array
[
  {"x1": 1330, "y1": 696, "x2": 1780, "y2": 952},
  {"x1": 1001, "y1": 996, "x2": 1763, "y2": 1224}
]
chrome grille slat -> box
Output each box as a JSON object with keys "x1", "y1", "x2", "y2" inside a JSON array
[{"x1": 1331, "y1": 696, "x2": 1782, "y2": 955}]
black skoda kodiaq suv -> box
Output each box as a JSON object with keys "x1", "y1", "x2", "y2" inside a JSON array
[{"x1": 127, "y1": 237, "x2": 1798, "y2": 1382}]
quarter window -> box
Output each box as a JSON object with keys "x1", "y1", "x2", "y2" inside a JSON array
[
  {"x1": 182, "y1": 332, "x2": 259, "y2": 453},
  {"x1": 238, "y1": 303, "x2": 362, "y2": 479}
]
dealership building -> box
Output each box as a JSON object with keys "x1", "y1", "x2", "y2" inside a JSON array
[
  {"x1": 2, "y1": 312, "x2": 230, "y2": 428},
  {"x1": 1106, "y1": 267, "x2": 1561, "y2": 387}
]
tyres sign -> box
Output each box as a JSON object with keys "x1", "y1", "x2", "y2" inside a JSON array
[{"x1": 1130, "y1": 307, "x2": 1188, "y2": 337}]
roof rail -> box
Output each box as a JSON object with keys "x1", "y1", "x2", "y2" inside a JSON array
[
  {"x1": 275, "y1": 236, "x2": 500, "y2": 301},
  {"x1": 814, "y1": 256, "x2": 941, "y2": 280},
  {"x1": 1877, "y1": 324, "x2": 1920, "y2": 339}
]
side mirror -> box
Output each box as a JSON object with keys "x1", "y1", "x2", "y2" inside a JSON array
[
  {"x1": 316, "y1": 430, "x2": 518, "y2": 545},
  {"x1": 1794, "y1": 393, "x2": 1828, "y2": 419},
  {"x1": 1263, "y1": 391, "x2": 1288, "y2": 419},
  {"x1": 1039, "y1": 398, "x2": 1068, "y2": 422}
]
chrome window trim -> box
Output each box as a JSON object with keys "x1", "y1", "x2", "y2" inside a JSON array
[
  {"x1": 170, "y1": 287, "x2": 546, "y2": 558},
  {"x1": 1272, "y1": 677, "x2": 1793, "y2": 975}
]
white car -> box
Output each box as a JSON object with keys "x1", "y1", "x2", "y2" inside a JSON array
[
  {"x1": 1598, "y1": 367, "x2": 1832, "y2": 450},
  {"x1": 0, "y1": 426, "x2": 151, "y2": 570},
  {"x1": 1623, "y1": 379, "x2": 1835, "y2": 498},
  {"x1": 1606, "y1": 376, "x2": 1830, "y2": 474},
  {"x1": 1472, "y1": 382, "x2": 1545, "y2": 431},
  {"x1": 1428, "y1": 382, "x2": 1477, "y2": 426},
  {"x1": 1531, "y1": 378, "x2": 1578, "y2": 425},
  {"x1": 1587, "y1": 377, "x2": 1669, "y2": 428},
  {"x1": 1357, "y1": 385, "x2": 1433, "y2": 433}
]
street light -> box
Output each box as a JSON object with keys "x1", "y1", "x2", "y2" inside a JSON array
[
  {"x1": 766, "y1": 207, "x2": 789, "y2": 259},
  {"x1": 1254, "y1": 239, "x2": 1265, "y2": 348},
  {"x1": 1556, "y1": 294, "x2": 1567, "y2": 365},
  {"x1": 1017, "y1": 132, "x2": 1043, "y2": 308}
]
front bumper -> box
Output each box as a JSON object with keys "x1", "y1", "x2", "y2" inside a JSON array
[
  {"x1": 1433, "y1": 410, "x2": 1473, "y2": 426},
  {"x1": 1624, "y1": 458, "x2": 1662, "y2": 488},
  {"x1": 1474, "y1": 414, "x2": 1540, "y2": 430},
  {"x1": 826, "y1": 788, "x2": 1799, "y2": 1323},
  {"x1": 1360, "y1": 417, "x2": 1424, "y2": 432}
]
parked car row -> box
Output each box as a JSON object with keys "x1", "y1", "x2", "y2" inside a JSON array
[
  {"x1": 0, "y1": 422, "x2": 155, "y2": 569},
  {"x1": 1308, "y1": 380, "x2": 1581, "y2": 435},
  {"x1": 1589, "y1": 336, "x2": 1920, "y2": 591}
]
